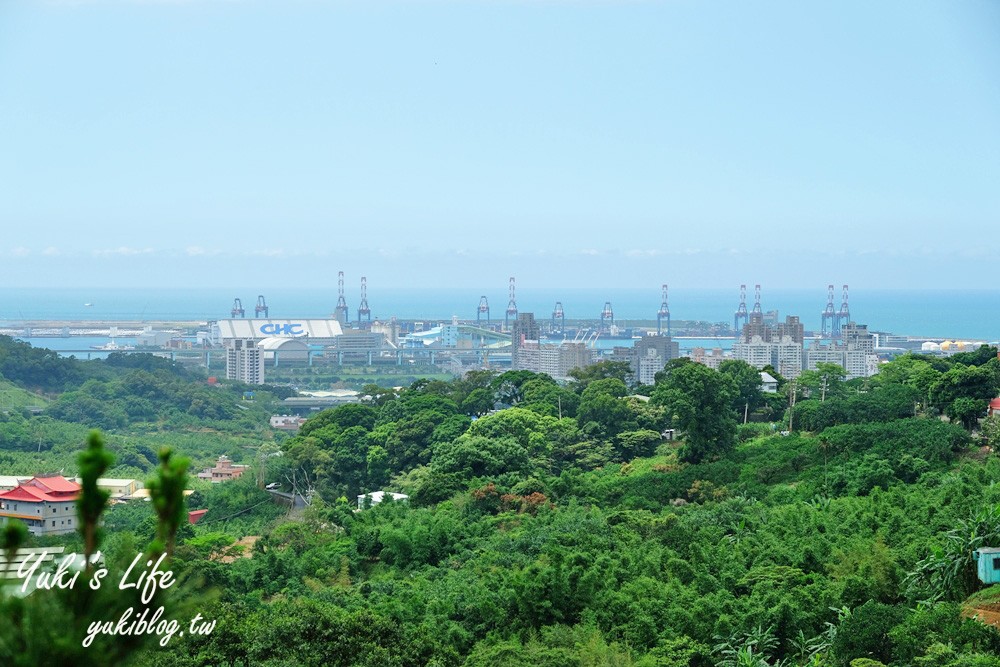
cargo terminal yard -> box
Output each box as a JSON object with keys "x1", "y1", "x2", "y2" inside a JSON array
[{"x1": 0, "y1": 279, "x2": 991, "y2": 391}]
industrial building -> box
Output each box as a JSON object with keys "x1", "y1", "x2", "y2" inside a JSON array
[
  {"x1": 215, "y1": 319, "x2": 345, "y2": 346},
  {"x1": 257, "y1": 337, "x2": 310, "y2": 362},
  {"x1": 218, "y1": 319, "x2": 345, "y2": 383},
  {"x1": 216, "y1": 318, "x2": 397, "y2": 382}
]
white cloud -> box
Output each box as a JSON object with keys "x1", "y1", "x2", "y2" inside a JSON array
[
  {"x1": 42, "y1": 247, "x2": 61, "y2": 256},
  {"x1": 250, "y1": 248, "x2": 287, "y2": 258},
  {"x1": 10, "y1": 247, "x2": 30, "y2": 257},
  {"x1": 93, "y1": 246, "x2": 154, "y2": 256},
  {"x1": 624, "y1": 249, "x2": 661, "y2": 258}
]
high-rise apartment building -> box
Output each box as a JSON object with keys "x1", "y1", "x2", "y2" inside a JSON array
[
  {"x1": 690, "y1": 347, "x2": 725, "y2": 370},
  {"x1": 732, "y1": 314, "x2": 805, "y2": 379},
  {"x1": 226, "y1": 338, "x2": 264, "y2": 385},
  {"x1": 511, "y1": 313, "x2": 594, "y2": 378},
  {"x1": 511, "y1": 312, "x2": 540, "y2": 369},
  {"x1": 805, "y1": 321, "x2": 878, "y2": 379},
  {"x1": 514, "y1": 340, "x2": 595, "y2": 378},
  {"x1": 634, "y1": 335, "x2": 680, "y2": 385}
]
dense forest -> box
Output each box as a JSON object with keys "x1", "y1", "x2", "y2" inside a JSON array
[{"x1": 3, "y1": 334, "x2": 1000, "y2": 666}]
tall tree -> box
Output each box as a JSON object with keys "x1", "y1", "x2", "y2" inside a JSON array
[
  {"x1": 798, "y1": 362, "x2": 847, "y2": 402},
  {"x1": 651, "y1": 362, "x2": 737, "y2": 463},
  {"x1": 567, "y1": 360, "x2": 633, "y2": 389},
  {"x1": 719, "y1": 359, "x2": 765, "y2": 418}
]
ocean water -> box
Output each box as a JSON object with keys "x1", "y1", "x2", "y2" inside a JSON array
[
  {"x1": 0, "y1": 287, "x2": 997, "y2": 342},
  {"x1": 18, "y1": 336, "x2": 140, "y2": 359}
]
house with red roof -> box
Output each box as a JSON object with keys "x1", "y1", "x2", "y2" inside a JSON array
[{"x1": 0, "y1": 476, "x2": 80, "y2": 536}]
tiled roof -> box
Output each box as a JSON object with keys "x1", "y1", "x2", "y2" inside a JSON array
[
  {"x1": 0, "y1": 476, "x2": 80, "y2": 503},
  {"x1": 28, "y1": 476, "x2": 81, "y2": 494}
]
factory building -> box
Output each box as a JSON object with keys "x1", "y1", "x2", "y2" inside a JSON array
[
  {"x1": 215, "y1": 319, "x2": 345, "y2": 346},
  {"x1": 257, "y1": 338, "x2": 310, "y2": 363},
  {"x1": 135, "y1": 327, "x2": 176, "y2": 348},
  {"x1": 216, "y1": 318, "x2": 392, "y2": 372},
  {"x1": 371, "y1": 319, "x2": 400, "y2": 347},
  {"x1": 330, "y1": 330, "x2": 387, "y2": 352}
]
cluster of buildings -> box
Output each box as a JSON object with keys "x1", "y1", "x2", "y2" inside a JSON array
[
  {"x1": 729, "y1": 313, "x2": 877, "y2": 380},
  {"x1": 0, "y1": 475, "x2": 142, "y2": 536},
  {"x1": 216, "y1": 318, "x2": 390, "y2": 384},
  {"x1": 0, "y1": 457, "x2": 250, "y2": 537},
  {"x1": 609, "y1": 334, "x2": 680, "y2": 385},
  {"x1": 511, "y1": 313, "x2": 597, "y2": 379},
  {"x1": 731, "y1": 314, "x2": 806, "y2": 379},
  {"x1": 510, "y1": 312, "x2": 687, "y2": 385}
]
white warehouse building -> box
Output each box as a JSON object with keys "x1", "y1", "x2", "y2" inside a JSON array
[{"x1": 217, "y1": 319, "x2": 347, "y2": 384}]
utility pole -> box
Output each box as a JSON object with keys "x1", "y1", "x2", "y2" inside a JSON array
[
  {"x1": 820, "y1": 375, "x2": 828, "y2": 403},
  {"x1": 744, "y1": 402, "x2": 749, "y2": 425}
]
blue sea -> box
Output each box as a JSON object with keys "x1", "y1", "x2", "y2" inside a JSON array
[{"x1": 0, "y1": 287, "x2": 997, "y2": 342}]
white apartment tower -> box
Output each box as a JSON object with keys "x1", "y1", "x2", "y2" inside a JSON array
[
  {"x1": 805, "y1": 322, "x2": 879, "y2": 380},
  {"x1": 226, "y1": 338, "x2": 264, "y2": 385}
]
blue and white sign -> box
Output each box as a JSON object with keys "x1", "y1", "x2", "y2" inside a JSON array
[
  {"x1": 259, "y1": 323, "x2": 305, "y2": 336},
  {"x1": 218, "y1": 319, "x2": 343, "y2": 341}
]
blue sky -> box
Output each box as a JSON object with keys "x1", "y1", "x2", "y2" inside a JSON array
[{"x1": 0, "y1": 0, "x2": 997, "y2": 289}]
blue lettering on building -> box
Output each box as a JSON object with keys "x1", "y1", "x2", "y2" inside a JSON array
[{"x1": 259, "y1": 323, "x2": 305, "y2": 336}]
